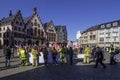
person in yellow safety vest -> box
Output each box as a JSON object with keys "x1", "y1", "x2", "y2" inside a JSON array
[
  {"x1": 83, "y1": 45, "x2": 91, "y2": 64},
  {"x1": 109, "y1": 44, "x2": 116, "y2": 65},
  {"x1": 19, "y1": 47, "x2": 28, "y2": 66},
  {"x1": 31, "y1": 47, "x2": 38, "y2": 67},
  {"x1": 58, "y1": 46, "x2": 67, "y2": 64}
]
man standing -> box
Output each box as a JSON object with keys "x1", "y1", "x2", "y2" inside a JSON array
[
  {"x1": 42, "y1": 47, "x2": 49, "y2": 66},
  {"x1": 19, "y1": 46, "x2": 28, "y2": 66},
  {"x1": 31, "y1": 47, "x2": 38, "y2": 67},
  {"x1": 52, "y1": 47, "x2": 58, "y2": 64},
  {"x1": 5, "y1": 45, "x2": 11, "y2": 67},
  {"x1": 68, "y1": 47, "x2": 73, "y2": 65},
  {"x1": 59, "y1": 46, "x2": 67, "y2": 64},
  {"x1": 83, "y1": 45, "x2": 91, "y2": 64},
  {"x1": 109, "y1": 44, "x2": 116, "y2": 65}
]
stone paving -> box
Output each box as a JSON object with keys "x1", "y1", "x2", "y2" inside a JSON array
[{"x1": 0, "y1": 49, "x2": 120, "y2": 80}]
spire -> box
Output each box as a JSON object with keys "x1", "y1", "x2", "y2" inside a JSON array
[
  {"x1": 33, "y1": 7, "x2": 37, "y2": 14},
  {"x1": 9, "y1": 10, "x2": 12, "y2": 16}
]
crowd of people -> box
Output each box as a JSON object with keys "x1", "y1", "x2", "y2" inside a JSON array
[
  {"x1": 3, "y1": 43, "x2": 120, "y2": 69},
  {"x1": 83, "y1": 44, "x2": 120, "y2": 68},
  {"x1": 3, "y1": 44, "x2": 74, "y2": 67}
]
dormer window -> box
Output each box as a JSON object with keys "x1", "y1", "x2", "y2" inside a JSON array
[
  {"x1": 106, "y1": 23, "x2": 111, "y2": 28},
  {"x1": 101, "y1": 25, "x2": 105, "y2": 28},
  {"x1": 113, "y1": 22, "x2": 118, "y2": 26}
]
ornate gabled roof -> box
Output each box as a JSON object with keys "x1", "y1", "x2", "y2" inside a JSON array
[
  {"x1": 43, "y1": 22, "x2": 49, "y2": 32},
  {"x1": 24, "y1": 16, "x2": 32, "y2": 23},
  {"x1": 43, "y1": 20, "x2": 56, "y2": 33},
  {"x1": 0, "y1": 10, "x2": 23, "y2": 26},
  {"x1": 24, "y1": 8, "x2": 41, "y2": 24},
  {"x1": 43, "y1": 21, "x2": 51, "y2": 31},
  {"x1": 0, "y1": 14, "x2": 16, "y2": 26}
]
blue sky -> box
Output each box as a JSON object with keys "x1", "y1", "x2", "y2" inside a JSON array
[{"x1": 0, "y1": 0, "x2": 120, "y2": 41}]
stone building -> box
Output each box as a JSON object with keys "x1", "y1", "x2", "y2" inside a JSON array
[
  {"x1": 0, "y1": 10, "x2": 26, "y2": 46},
  {"x1": 55, "y1": 25, "x2": 67, "y2": 45},
  {"x1": 0, "y1": 8, "x2": 68, "y2": 47},
  {"x1": 24, "y1": 8, "x2": 45, "y2": 46},
  {"x1": 43, "y1": 20, "x2": 57, "y2": 47},
  {"x1": 80, "y1": 20, "x2": 120, "y2": 48}
]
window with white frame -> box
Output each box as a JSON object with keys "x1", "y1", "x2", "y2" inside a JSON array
[
  {"x1": 106, "y1": 29, "x2": 110, "y2": 32},
  {"x1": 100, "y1": 38, "x2": 104, "y2": 42},
  {"x1": 93, "y1": 31, "x2": 96, "y2": 35},
  {"x1": 113, "y1": 27, "x2": 118, "y2": 32},
  {"x1": 114, "y1": 38, "x2": 117, "y2": 42},
  {"x1": 113, "y1": 33, "x2": 118, "y2": 37},
  {"x1": 106, "y1": 23, "x2": 111, "y2": 28},
  {"x1": 101, "y1": 25, "x2": 105, "y2": 28},
  {"x1": 112, "y1": 22, "x2": 118, "y2": 26},
  {"x1": 99, "y1": 30, "x2": 104, "y2": 34}
]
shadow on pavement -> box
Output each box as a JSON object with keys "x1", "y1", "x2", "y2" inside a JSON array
[
  {"x1": 0, "y1": 58, "x2": 120, "y2": 80},
  {"x1": 0, "y1": 64, "x2": 21, "y2": 71},
  {"x1": 0, "y1": 60, "x2": 20, "y2": 64}
]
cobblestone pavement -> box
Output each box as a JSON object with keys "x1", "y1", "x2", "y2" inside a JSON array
[{"x1": 0, "y1": 49, "x2": 120, "y2": 80}]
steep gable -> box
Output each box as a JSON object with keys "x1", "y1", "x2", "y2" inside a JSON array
[
  {"x1": 45, "y1": 20, "x2": 56, "y2": 33},
  {"x1": 13, "y1": 10, "x2": 25, "y2": 26},
  {"x1": 24, "y1": 9, "x2": 44, "y2": 32},
  {"x1": 0, "y1": 11, "x2": 16, "y2": 26}
]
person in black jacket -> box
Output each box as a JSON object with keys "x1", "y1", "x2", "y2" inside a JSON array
[
  {"x1": 94, "y1": 46, "x2": 106, "y2": 68},
  {"x1": 68, "y1": 47, "x2": 73, "y2": 65},
  {"x1": 5, "y1": 46, "x2": 11, "y2": 67},
  {"x1": 42, "y1": 47, "x2": 49, "y2": 66},
  {"x1": 52, "y1": 47, "x2": 58, "y2": 64}
]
